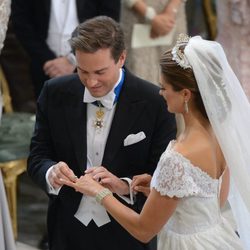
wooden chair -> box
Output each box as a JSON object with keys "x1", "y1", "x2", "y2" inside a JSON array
[{"x1": 0, "y1": 65, "x2": 35, "y2": 238}]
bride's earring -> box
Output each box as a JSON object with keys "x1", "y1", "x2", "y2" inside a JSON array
[{"x1": 184, "y1": 100, "x2": 189, "y2": 113}]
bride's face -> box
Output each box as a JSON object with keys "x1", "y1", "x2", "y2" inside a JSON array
[{"x1": 159, "y1": 77, "x2": 185, "y2": 114}]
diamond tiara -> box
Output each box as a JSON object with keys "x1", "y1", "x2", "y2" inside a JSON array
[{"x1": 171, "y1": 34, "x2": 191, "y2": 69}]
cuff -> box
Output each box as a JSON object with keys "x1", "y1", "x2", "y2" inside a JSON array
[
  {"x1": 66, "y1": 53, "x2": 76, "y2": 66},
  {"x1": 124, "y1": 0, "x2": 138, "y2": 8},
  {"x1": 117, "y1": 177, "x2": 134, "y2": 205},
  {"x1": 46, "y1": 166, "x2": 62, "y2": 195},
  {"x1": 145, "y1": 6, "x2": 157, "y2": 23}
]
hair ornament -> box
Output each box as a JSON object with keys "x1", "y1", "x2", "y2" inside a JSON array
[{"x1": 171, "y1": 34, "x2": 192, "y2": 69}]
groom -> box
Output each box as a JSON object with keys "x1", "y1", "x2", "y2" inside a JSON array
[{"x1": 28, "y1": 16, "x2": 176, "y2": 250}]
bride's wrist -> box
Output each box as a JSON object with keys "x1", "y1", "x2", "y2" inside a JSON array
[{"x1": 95, "y1": 188, "x2": 113, "y2": 204}]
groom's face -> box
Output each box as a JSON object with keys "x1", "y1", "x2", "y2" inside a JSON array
[{"x1": 75, "y1": 48, "x2": 126, "y2": 97}]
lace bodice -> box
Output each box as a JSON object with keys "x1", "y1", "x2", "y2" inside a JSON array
[
  {"x1": 150, "y1": 141, "x2": 243, "y2": 250},
  {"x1": 151, "y1": 141, "x2": 226, "y2": 236},
  {"x1": 151, "y1": 141, "x2": 220, "y2": 199}
]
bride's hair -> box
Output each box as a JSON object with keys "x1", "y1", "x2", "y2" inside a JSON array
[{"x1": 159, "y1": 47, "x2": 208, "y2": 120}]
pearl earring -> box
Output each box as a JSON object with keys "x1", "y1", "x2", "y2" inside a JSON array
[{"x1": 184, "y1": 100, "x2": 189, "y2": 113}]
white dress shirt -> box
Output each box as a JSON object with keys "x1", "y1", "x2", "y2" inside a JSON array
[
  {"x1": 75, "y1": 69, "x2": 124, "y2": 227},
  {"x1": 46, "y1": 0, "x2": 79, "y2": 57}
]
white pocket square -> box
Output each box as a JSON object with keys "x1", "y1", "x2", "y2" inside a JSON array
[{"x1": 124, "y1": 132, "x2": 146, "y2": 146}]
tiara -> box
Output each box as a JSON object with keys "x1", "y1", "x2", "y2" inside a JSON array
[{"x1": 171, "y1": 34, "x2": 192, "y2": 69}]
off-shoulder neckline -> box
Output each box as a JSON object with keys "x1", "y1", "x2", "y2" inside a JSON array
[{"x1": 167, "y1": 140, "x2": 225, "y2": 181}]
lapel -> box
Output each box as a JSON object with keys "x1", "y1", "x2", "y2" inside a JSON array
[
  {"x1": 102, "y1": 71, "x2": 146, "y2": 167},
  {"x1": 62, "y1": 77, "x2": 87, "y2": 173},
  {"x1": 61, "y1": 72, "x2": 147, "y2": 172}
]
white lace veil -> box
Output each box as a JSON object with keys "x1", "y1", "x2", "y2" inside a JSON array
[{"x1": 182, "y1": 36, "x2": 250, "y2": 249}]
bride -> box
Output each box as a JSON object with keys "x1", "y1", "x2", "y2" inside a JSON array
[{"x1": 61, "y1": 35, "x2": 250, "y2": 250}]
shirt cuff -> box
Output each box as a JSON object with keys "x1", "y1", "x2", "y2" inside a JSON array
[
  {"x1": 66, "y1": 52, "x2": 76, "y2": 66},
  {"x1": 46, "y1": 166, "x2": 62, "y2": 195},
  {"x1": 117, "y1": 177, "x2": 134, "y2": 205},
  {"x1": 124, "y1": 0, "x2": 138, "y2": 8},
  {"x1": 145, "y1": 6, "x2": 157, "y2": 23}
]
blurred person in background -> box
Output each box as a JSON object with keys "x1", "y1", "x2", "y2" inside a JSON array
[
  {"x1": 121, "y1": 0, "x2": 187, "y2": 85},
  {"x1": 11, "y1": 0, "x2": 121, "y2": 99},
  {"x1": 121, "y1": 0, "x2": 188, "y2": 135},
  {"x1": 216, "y1": 0, "x2": 250, "y2": 101}
]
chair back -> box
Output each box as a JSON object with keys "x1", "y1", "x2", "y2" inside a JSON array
[
  {"x1": 0, "y1": 65, "x2": 13, "y2": 113},
  {"x1": 203, "y1": 0, "x2": 217, "y2": 40}
]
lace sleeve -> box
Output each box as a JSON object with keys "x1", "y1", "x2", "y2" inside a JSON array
[{"x1": 151, "y1": 150, "x2": 217, "y2": 198}]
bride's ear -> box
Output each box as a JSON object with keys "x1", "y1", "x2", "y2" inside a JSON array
[{"x1": 181, "y1": 88, "x2": 192, "y2": 102}]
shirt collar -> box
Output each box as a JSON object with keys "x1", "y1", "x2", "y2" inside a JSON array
[{"x1": 83, "y1": 68, "x2": 123, "y2": 110}]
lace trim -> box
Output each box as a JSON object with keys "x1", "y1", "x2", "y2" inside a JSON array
[{"x1": 151, "y1": 144, "x2": 218, "y2": 198}]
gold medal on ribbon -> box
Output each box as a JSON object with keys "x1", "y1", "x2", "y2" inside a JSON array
[{"x1": 94, "y1": 106, "x2": 105, "y2": 129}]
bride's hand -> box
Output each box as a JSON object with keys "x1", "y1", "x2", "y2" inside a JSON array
[
  {"x1": 131, "y1": 174, "x2": 152, "y2": 197},
  {"x1": 60, "y1": 174, "x2": 103, "y2": 196}
]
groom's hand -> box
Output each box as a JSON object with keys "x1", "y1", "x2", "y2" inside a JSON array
[
  {"x1": 85, "y1": 166, "x2": 129, "y2": 195},
  {"x1": 48, "y1": 161, "x2": 77, "y2": 189}
]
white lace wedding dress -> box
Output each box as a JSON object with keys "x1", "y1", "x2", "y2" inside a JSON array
[{"x1": 151, "y1": 141, "x2": 243, "y2": 250}]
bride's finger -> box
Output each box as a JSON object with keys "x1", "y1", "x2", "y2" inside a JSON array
[
  {"x1": 60, "y1": 178, "x2": 76, "y2": 188},
  {"x1": 85, "y1": 167, "x2": 99, "y2": 174}
]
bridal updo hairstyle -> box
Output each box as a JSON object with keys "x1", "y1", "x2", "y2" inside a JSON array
[{"x1": 160, "y1": 46, "x2": 208, "y2": 120}]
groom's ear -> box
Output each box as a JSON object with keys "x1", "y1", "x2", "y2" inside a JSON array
[{"x1": 117, "y1": 50, "x2": 126, "y2": 68}]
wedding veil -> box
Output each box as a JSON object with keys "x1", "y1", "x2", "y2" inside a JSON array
[{"x1": 183, "y1": 36, "x2": 250, "y2": 249}]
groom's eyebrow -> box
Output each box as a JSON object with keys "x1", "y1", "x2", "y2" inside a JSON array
[{"x1": 76, "y1": 66, "x2": 109, "y2": 74}]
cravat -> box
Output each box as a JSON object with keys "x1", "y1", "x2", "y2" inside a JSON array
[
  {"x1": 91, "y1": 100, "x2": 104, "y2": 107},
  {"x1": 88, "y1": 68, "x2": 125, "y2": 109}
]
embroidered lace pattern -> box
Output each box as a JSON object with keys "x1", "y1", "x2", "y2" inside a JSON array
[{"x1": 151, "y1": 142, "x2": 218, "y2": 198}]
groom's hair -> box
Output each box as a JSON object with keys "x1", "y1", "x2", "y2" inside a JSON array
[{"x1": 70, "y1": 16, "x2": 125, "y2": 63}]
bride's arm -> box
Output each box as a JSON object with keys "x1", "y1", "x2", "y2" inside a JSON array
[
  {"x1": 102, "y1": 187, "x2": 178, "y2": 242},
  {"x1": 61, "y1": 174, "x2": 179, "y2": 243}
]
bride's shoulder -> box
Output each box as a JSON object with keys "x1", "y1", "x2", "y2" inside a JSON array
[
  {"x1": 152, "y1": 132, "x2": 217, "y2": 197},
  {"x1": 173, "y1": 132, "x2": 216, "y2": 177},
  {"x1": 174, "y1": 130, "x2": 212, "y2": 154}
]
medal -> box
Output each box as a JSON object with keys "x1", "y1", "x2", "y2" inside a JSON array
[{"x1": 94, "y1": 105, "x2": 105, "y2": 129}]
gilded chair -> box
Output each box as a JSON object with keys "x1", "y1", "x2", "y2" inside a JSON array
[
  {"x1": 203, "y1": 0, "x2": 217, "y2": 40},
  {"x1": 0, "y1": 65, "x2": 35, "y2": 238}
]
